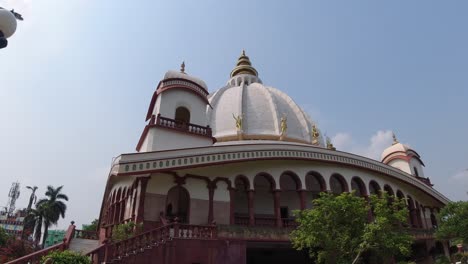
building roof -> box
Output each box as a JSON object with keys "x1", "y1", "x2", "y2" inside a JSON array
[{"x1": 207, "y1": 52, "x2": 324, "y2": 146}]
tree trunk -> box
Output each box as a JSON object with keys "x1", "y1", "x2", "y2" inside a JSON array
[
  {"x1": 42, "y1": 222, "x2": 49, "y2": 249},
  {"x1": 352, "y1": 250, "x2": 363, "y2": 264}
]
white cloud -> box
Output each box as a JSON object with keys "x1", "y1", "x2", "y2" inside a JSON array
[{"x1": 332, "y1": 130, "x2": 393, "y2": 160}]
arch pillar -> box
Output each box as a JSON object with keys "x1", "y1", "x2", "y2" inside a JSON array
[
  {"x1": 229, "y1": 187, "x2": 235, "y2": 225},
  {"x1": 247, "y1": 190, "x2": 255, "y2": 226},
  {"x1": 135, "y1": 175, "x2": 150, "y2": 224},
  {"x1": 207, "y1": 181, "x2": 216, "y2": 223},
  {"x1": 298, "y1": 189, "x2": 307, "y2": 210},
  {"x1": 273, "y1": 189, "x2": 282, "y2": 227}
]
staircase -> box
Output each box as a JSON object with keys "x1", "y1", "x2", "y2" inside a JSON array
[{"x1": 86, "y1": 222, "x2": 217, "y2": 264}]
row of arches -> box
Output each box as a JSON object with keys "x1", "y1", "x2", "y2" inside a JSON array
[
  {"x1": 232, "y1": 172, "x2": 437, "y2": 228},
  {"x1": 103, "y1": 172, "x2": 439, "y2": 231},
  {"x1": 104, "y1": 183, "x2": 140, "y2": 226}
]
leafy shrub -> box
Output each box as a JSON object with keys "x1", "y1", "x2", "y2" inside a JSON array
[
  {"x1": 0, "y1": 237, "x2": 34, "y2": 263},
  {"x1": 435, "y1": 255, "x2": 450, "y2": 264},
  {"x1": 41, "y1": 250, "x2": 91, "y2": 264},
  {"x1": 453, "y1": 252, "x2": 468, "y2": 263},
  {"x1": 111, "y1": 221, "x2": 142, "y2": 242}
]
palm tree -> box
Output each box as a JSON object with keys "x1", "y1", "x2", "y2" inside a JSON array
[
  {"x1": 36, "y1": 185, "x2": 68, "y2": 248},
  {"x1": 26, "y1": 186, "x2": 38, "y2": 212},
  {"x1": 23, "y1": 207, "x2": 45, "y2": 245}
]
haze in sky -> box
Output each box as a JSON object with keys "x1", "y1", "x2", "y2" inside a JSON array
[{"x1": 1, "y1": 0, "x2": 467, "y2": 229}]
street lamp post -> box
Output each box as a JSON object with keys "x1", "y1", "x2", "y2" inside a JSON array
[{"x1": 0, "y1": 8, "x2": 23, "y2": 49}]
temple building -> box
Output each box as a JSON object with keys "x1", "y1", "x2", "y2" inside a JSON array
[{"x1": 95, "y1": 52, "x2": 450, "y2": 263}]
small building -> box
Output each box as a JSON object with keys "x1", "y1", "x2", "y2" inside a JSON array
[
  {"x1": 43, "y1": 230, "x2": 66, "y2": 248},
  {"x1": 95, "y1": 52, "x2": 450, "y2": 263},
  {"x1": 0, "y1": 210, "x2": 26, "y2": 238}
]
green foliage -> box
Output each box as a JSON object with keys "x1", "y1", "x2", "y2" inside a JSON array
[
  {"x1": 434, "y1": 255, "x2": 451, "y2": 264},
  {"x1": 41, "y1": 250, "x2": 91, "y2": 264},
  {"x1": 82, "y1": 219, "x2": 99, "y2": 232},
  {"x1": 291, "y1": 192, "x2": 412, "y2": 264},
  {"x1": 0, "y1": 227, "x2": 9, "y2": 247},
  {"x1": 453, "y1": 252, "x2": 468, "y2": 263},
  {"x1": 36, "y1": 185, "x2": 69, "y2": 248},
  {"x1": 111, "y1": 221, "x2": 142, "y2": 242},
  {"x1": 436, "y1": 201, "x2": 468, "y2": 243}
]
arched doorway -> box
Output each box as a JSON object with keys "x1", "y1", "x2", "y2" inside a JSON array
[
  {"x1": 407, "y1": 196, "x2": 417, "y2": 228},
  {"x1": 305, "y1": 172, "x2": 326, "y2": 208},
  {"x1": 369, "y1": 181, "x2": 381, "y2": 196},
  {"x1": 166, "y1": 186, "x2": 190, "y2": 223},
  {"x1": 233, "y1": 176, "x2": 250, "y2": 225},
  {"x1": 330, "y1": 174, "x2": 348, "y2": 195},
  {"x1": 383, "y1": 184, "x2": 395, "y2": 204},
  {"x1": 175, "y1": 107, "x2": 190, "y2": 124},
  {"x1": 279, "y1": 172, "x2": 301, "y2": 222},
  {"x1": 254, "y1": 173, "x2": 276, "y2": 226},
  {"x1": 351, "y1": 177, "x2": 367, "y2": 197}
]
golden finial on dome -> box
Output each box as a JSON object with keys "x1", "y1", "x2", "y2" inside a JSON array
[
  {"x1": 392, "y1": 132, "x2": 399, "y2": 145},
  {"x1": 180, "y1": 61, "x2": 186, "y2": 74},
  {"x1": 230, "y1": 50, "x2": 258, "y2": 78}
]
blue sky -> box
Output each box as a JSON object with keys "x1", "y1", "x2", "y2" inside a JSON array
[{"x1": 1, "y1": 0, "x2": 467, "y2": 229}]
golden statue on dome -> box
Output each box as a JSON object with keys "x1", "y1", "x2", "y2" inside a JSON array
[
  {"x1": 280, "y1": 115, "x2": 288, "y2": 135},
  {"x1": 232, "y1": 113, "x2": 243, "y2": 131},
  {"x1": 326, "y1": 136, "x2": 336, "y2": 150},
  {"x1": 311, "y1": 124, "x2": 320, "y2": 145}
]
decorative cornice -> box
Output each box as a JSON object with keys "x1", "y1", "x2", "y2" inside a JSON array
[{"x1": 111, "y1": 142, "x2": 449, "y2": 205}]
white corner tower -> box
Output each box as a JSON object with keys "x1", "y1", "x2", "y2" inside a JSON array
[
  {"x1": 381, "y1": 133, "x2": 432, "y2": 186},
  {"x1": 136, "y1": 62, "x2": 214, "y2": 152}
]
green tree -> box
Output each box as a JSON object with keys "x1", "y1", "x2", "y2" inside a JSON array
[
  {"x1": 82, "y1": 219, "x2": 99, "y2": 232},
  {"x1": 36, "y1": 185, "x2": 69, "y2": 248},
  {"x1": 41, "y1": 250, "x2": 91, "y2": 264},
  {"x1": 291, "y1": 192, "x2": 412, "y2": 264},
  {"x1": 24, "y1": 206, "x2": 46, "y2": 244},
  {"x1": 0, "y1": 227, "x2": 9, "y2": 247},
  {"x1": 26, "y1": 186, "x2": 38, "y2": 212},
  {"x1": 435, "y1": 201, "x2": 468, "y2": 243},
  {"x1": 111, "y1": 221, "x2": 142, "y2": 242}
]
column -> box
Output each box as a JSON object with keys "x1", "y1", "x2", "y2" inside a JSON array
[
  {"x1": 229, "y1": 187, "x2": 235, "y2": 225},
  {"x1": 135, "y1": 176, "x2": 150, "y2": 224},
  {"x1": 273, "y1": 190, "x2": 282, "y2": 227},
  {"x1": 207, "y1": 182, "x2": 216, "y2": 223},
  {"x1": 247, "y1": 190, "x2": 255, "y2": 226},
  {"x1": 298, "y1": 189, "x2": 306, "y2": 210},
  {"x1": 131, "y1": 185, "x2": 138, "y2": 221},
  {"x1": 420, "y1": 206, "x2": 426, "y2": 229}
]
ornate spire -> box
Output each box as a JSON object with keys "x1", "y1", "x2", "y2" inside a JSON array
[
  {"x1": 392, "y1": 132, "x2": 399, "y2": 145},
  {"x1": 180, "y1": 61, "x2": 186, "y2": 74},
  {"x1": 230, "y1": 50, "x2": 258, "y2": 78}
]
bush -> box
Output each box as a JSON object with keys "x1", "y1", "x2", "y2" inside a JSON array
[
  {"x1": 453, "y1": 252, "x2": 468, "y2": 263},
  {"x1": 435, "y1": 255, "x2": 450, "y2": 264},
  {"x1": 111, "y1": 221, "x2": 142, "y2": 242},
  {"x1": 41, "y1": 250, "x2": 91, "y2": 264}
]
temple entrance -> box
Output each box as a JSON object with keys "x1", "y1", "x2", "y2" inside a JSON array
[
  {"x1": 246, "y1": 242, "x2": 311, "y2": 264},
  {"x1": 165, "y1": 186, "x2": 190, "y2": 223}
]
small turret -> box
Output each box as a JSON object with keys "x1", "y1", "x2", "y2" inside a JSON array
[{"x1": 381, "y1": 133, "x2": 432, "y2": 186}]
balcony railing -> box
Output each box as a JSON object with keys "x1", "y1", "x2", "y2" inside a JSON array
[{"x1": 155, "y1": 115, "x2": 212, "y2": 137}]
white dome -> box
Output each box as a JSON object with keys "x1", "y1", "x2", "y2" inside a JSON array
[
  {"x1": 163, "y1": 70, "x2": 208, "y2": 91},
  {"x1": 381, "y1": 142, "x2": 412, "y2": 161},
  {"x1": 207, "y1": 74, "x2": 324, "y2": 146},
  {"x1": 0, "y1": 9, "x2": 17, "y2": 38}
]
